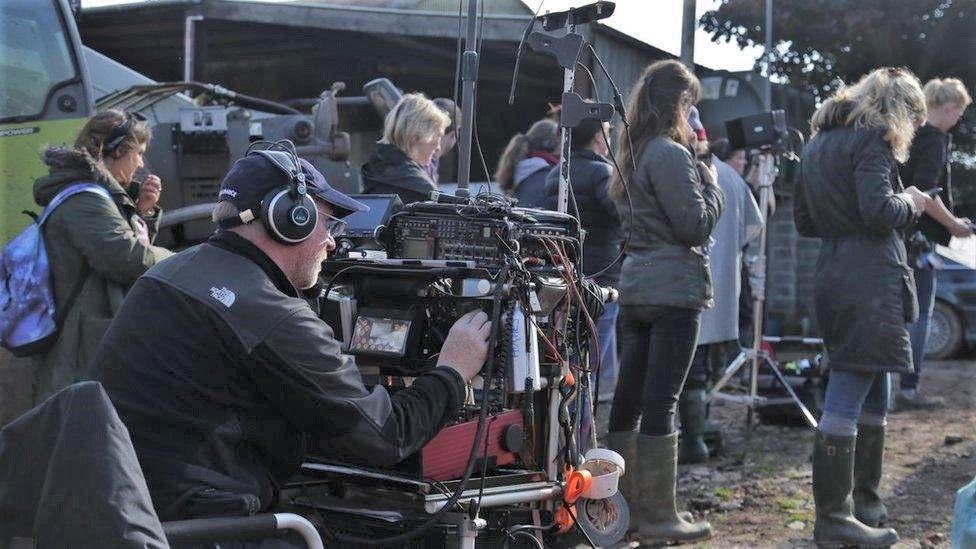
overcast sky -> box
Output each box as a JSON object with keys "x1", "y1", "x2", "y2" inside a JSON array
[{"x1": 81, "y1": 0, "x2": 763, "y2": 71}]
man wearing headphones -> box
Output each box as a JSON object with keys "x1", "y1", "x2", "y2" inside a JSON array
[{"x1": 91, "y1": 149, "x2": 490, "y2": 522}]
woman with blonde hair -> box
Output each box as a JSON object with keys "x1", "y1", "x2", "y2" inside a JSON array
[
  {"x1": 794, "y1": 67, "x2": 934, "y2": 547},
  {"x1": 495, "y1": 118, "x2": 558, "y2": 208},
  {"x1": 604, "y1": 59, "x2": 723, "y2": 545},
  {"x1": 362, "y1": 93, "x2": 451, "y2": 204},
  {"x1": 32, "y1": 109, "x2": 172, "y2": 401},
  {"x1": 897, "y1": 77, "x2": 973, "y2": 409}
]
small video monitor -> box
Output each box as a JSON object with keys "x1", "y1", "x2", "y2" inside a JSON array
[
  {"x1": 348, "y1": 310, "x2": 414, "y2": 357},
  {"x1": 342, "y1": 194, "x2": 403, "y2": 238}
]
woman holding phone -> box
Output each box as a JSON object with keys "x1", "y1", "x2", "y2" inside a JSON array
[{"x1": 794, "y1": 67, "x2": 932, "y2": 547}]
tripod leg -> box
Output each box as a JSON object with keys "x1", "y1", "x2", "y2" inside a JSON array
[
  {"x1": 708, "y1": 351, "x2": 747, "y2": 399},
  {"x1": 764, "y1": 359, "x2": 819, "y2": 429}
]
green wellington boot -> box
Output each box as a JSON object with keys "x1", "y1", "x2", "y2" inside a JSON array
[
  {"x1": 605, "y1": 430, "x2": 693, "y2": 533},
  {"x1": 812, "y1": 431, "x2": 898, "y2": 548},
  {"x1": 634, "y1": 432, "x2": 712, "y2": 545},
  {"x1": 854, "y1": 424, "x2": 889, "y2": 527},
  {"x1": 678, "y1": 389, "x2": 710, "y2": 464}
]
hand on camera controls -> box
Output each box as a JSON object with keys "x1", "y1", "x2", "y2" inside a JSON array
[
  {"x1": 438, "y1": 310, "x2": 491, "y2": 382},
  {"x1": 903, "y1": 186, "x2": 933, "y2": 215}
]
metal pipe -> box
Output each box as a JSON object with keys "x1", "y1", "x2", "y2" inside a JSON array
[
  {"x1": 455, "y1": 0, "x2": 479, "y2": 197},
  {"x1": 274, "y1": 513, "x2": 324, "y2": 549},
  {"x1": 183, "y1": 15, "x2": 204, "y2": 84},
  {"x1": 680, "y1": 0, "x2": 697, "y2": 69},
  {"x1": 764, "y1": 0, "x2": 773, "y2": 110},
  {"x1": 424, "y1": 483, "x2": 562, "y2": 513}
]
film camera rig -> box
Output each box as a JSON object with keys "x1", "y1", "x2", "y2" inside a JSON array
[{"x1": 299, "y1": 194, "x2": 627, "y2": 547}]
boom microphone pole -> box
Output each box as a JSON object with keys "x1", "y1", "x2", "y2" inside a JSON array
[{"x1": 455, "y1": 0, "x2": 479, "y2": 199}]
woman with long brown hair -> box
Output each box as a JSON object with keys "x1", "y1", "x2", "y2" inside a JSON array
[
  {"x1": 495, "y1": 118, "x2": 559, "y2": 208},
  {"x1": 32, "y1": 109, "x2": 172, "y2": 401},
  {"x1": 605, "y1": 59, "x2": 724, "y2": 545},
  {"x1": 795, "y1": 67, "x2": 932, "y2": 547}
]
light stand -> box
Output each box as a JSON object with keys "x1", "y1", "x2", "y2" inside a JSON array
[{"x1": 707, "y1": 151, "x2": 819, "y2": 429}]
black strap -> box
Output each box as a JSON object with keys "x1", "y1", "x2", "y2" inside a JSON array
[{"x1": 56, "y1": 263, "x2": 93, "y2": 328}]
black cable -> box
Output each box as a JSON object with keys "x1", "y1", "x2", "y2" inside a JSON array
[
  {"x1": 507, "y1": 530, "x2": 546, "y2": 549},
  {"x1": 508, "y1": 1, "x2": 546, "y2": 106},
  {"x1": 562, "y1": 500, "x2": 597, "y2": 548}
]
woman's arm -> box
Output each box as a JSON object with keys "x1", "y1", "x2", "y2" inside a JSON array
[
  {"x1": 853, "y1": 133, "x2": 916, "y2": 233},
  {"x1": 648, "y1": 144, "x2": 724, "y2": 247}
]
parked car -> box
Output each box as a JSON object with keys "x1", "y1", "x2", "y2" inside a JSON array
[{"x1": 929, "y1": 253, "x2": 976, "y2": 359}]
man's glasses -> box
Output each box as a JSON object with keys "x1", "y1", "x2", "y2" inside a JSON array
[{"x1": 316, "y1": 208, "x2": 347, "y2": 238}]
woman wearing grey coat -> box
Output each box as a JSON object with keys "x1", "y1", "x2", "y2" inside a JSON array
[
  {"x1": 794, "y1": 67, "x2": 931, "y2": 547},
  {"x1": 605, "y1": 59, "x2": 724, "y2": 545}
]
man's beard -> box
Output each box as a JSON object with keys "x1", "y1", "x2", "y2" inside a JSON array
[{"x1": 293, "y1": 247, "x2": 328, "y2": 289}]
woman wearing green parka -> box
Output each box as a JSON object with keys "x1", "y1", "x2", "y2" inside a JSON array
[{"x1": 32, "y1": 109, "x2": 172, "y2": 402}]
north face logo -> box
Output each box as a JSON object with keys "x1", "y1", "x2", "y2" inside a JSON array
[{"x1": 209, "y1": 286, "x2": 236, "y2": 307}]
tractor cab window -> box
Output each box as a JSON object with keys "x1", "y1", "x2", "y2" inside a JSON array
[{"x1": 0, "y1": 0, "x2": 77, "y2": 121}]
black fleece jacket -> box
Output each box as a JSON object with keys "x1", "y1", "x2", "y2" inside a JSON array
[{"x1": 91, "y1": 231, "x2": 465, "y2": 520}]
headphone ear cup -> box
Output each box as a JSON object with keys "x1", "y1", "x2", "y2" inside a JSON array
[{"x1": 260, "y1": 187, "x2": 318, "y2": 244}]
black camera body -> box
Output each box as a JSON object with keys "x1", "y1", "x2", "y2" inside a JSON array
[{"x1": 726, "y1": 110, "x2": 787, "y2": 151}]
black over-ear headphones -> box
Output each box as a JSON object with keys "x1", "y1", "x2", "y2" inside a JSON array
[{"x1": 247, "y1": 139, "x2": 318, "y2": 245}]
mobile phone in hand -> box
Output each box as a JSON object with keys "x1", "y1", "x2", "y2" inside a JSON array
[{"x1": 923, "y1": 187, "x2": 943, "y2": 198}]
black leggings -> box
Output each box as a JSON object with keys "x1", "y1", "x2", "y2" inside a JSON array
[{"x1": 608, "y1": 305, "x2": 701, "y2": 436}]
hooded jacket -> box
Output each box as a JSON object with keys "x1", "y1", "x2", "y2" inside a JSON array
[
  {"x1": 361, "y1": 143, "x2": 437, "y2": 204},
  {"x1": 794, "y1": 102, "x2": 917, "y2": 375},
  {"x1": 31, "y1": 147, "x2": 172, "y2": 402},
  {"x1": 511, "y1": 157, "x2": 552, "y2": 209}
]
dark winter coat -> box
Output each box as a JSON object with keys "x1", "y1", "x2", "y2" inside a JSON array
[
  {"x1": 361, "y1": 143, "x2": 438, "y2": 204},
  {"x1": 795, "y1": 118, "x2": 918, "y2": 375},
  {"x1": 900, "y1": 123, "x2": 954, "y2": 246},
  {"x1": 543, "y1": 148, "x2": 623, "y2": 286},
  {"x1": 31, "y1": 147, "x2": 172, "y2": 402},
  {"x1": 616, "y1": 136, "x2": 724, "y2": 310},
  {"x1": 91, "y1": 231, "x2": 465, "y2": 520}
]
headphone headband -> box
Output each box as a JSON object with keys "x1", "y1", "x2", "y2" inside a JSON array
[{"x1": 103, "y1": 111, "x2": 146, "y2": 155}]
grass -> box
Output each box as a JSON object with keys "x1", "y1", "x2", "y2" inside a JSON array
[{"x1": 713, "y1": 486, "x2": 734, "y2": 500}]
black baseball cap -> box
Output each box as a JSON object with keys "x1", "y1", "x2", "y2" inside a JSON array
[{"x1": 217, "y1": 152, "x2": 368, "y2": 218}]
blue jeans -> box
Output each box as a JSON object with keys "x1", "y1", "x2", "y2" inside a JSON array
[
  {"x1": 596, "y1": 302, "x2": 619, "y2": 394},
  {"x1": 820, "y1": 370, "x2": 890, "y2": 437},
  {"x1": 903, "y1": 265, "x2": 936, "y2": 390}
]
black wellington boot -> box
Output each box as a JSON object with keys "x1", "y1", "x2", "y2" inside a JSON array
[
  {"x1": 678, "y1": 389, "x2": 710, "y2": 464},
  {"x1": 812, "y1": 431, "x2": 898, "y2": 548},
  {"x1": 634, "y1": 432, "x2": 712, "y2": 545},
  {"x1": 854, "y1": 424, "x2": 888, "y2": 527}
]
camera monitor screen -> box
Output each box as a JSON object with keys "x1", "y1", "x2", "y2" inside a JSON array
[
  {"x1": 348, "y1": 315, "x2": 412, "y2": 356},
  {"x1": 343, "y1": 194, "x2": 402, "y2": 237}
]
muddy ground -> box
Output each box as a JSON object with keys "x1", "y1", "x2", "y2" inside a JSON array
[{"x1": 597, "y1": 358, "x2": 976, "y2": 548}]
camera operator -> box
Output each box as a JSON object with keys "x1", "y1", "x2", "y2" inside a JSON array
[
  {"x1": 679, "y1": 110, "x2": 763, "y2": 464},
  {"x1": 794, "y1": 67, "x2": 932, "y2": 547},
  {"x1": 897, "y1": 78, "x2": 972, "y2": 410},
  {"x1": 90, "y1": 152, "x2": 490, "y2": 527},
  {"x1": 604, "y1": 59, "x2": 724, "y2": 545}
]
